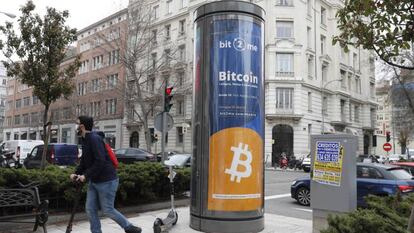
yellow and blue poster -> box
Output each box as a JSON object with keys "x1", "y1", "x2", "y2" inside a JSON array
[
  {"x1": 207, "y1": 17, "x2": 264, "y2": 211},
  {"x1": 312, "y1": 141, "x2": 344, "y2": 187}
]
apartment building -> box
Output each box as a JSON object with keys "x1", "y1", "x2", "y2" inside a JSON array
[
  {"x1": 124, "y1": 0, "x2": 377, "y2": 161},
  {"x1": 3, "y1": 9, "x2": 128, "y2": 148},
  {"x1": 0, "y1": 63, "x2": 9, "y2": 142}
]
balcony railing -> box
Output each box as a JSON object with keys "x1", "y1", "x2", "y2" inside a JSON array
[{"x1": 275, "y1": 71, "x2": 294, "y2": 77}]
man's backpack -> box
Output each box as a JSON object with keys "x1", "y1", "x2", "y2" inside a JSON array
[{"x1": 104, "y1": 143, "x2": 119, "y2": 169}]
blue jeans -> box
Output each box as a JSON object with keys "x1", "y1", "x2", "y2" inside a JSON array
[{"x1": 85, "y1": 178, "x2": 132, "y2": 233}]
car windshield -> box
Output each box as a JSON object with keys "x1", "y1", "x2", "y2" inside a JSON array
[
  {"x1": 115, "y1": 149, "x2": 127, "y2": 155},
  {"x1": 388, "y1": 168, "x2": 413, "y2": 180}
]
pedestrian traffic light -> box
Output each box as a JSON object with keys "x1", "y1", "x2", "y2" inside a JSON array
[
  {"x1": 164, "y1": 86, "x2": 173, "y2": 112},
  {"x1": 386, "y1": 131, "x2": 391, "y2": 142}
]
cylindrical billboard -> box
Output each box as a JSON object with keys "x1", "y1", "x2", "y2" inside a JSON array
[{"x1": 191, "y1": 1, "x2": 265, "y2": 232}]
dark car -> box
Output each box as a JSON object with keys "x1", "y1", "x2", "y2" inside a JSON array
[
  {"x1": 114, "y1": 148, "x2": 156, "y2": 163},
  {"x1": 291, "y1": 163, "x2": 414, "y2": 207},
  {"x1": 24, "y1": 143, "x2": 79, "y2": 169}
]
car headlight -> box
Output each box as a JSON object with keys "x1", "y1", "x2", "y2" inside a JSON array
[{"x1": 291, "y1": 180, "x2": 297, "y2": 186}]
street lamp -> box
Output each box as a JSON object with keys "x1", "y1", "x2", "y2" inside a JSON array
[
  {"x1": 0, "y1": 11, "x2": 16, "y2": 19},
  {"x1": 321, "y1": 79, "x2": 342, "y2": 134}
]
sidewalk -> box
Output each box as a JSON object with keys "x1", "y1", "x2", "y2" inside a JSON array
[{"x1": 46, "y1": 207, "x2": 312, "y2": 233}]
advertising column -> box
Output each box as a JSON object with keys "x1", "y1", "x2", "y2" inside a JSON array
[{"x1": 191, "y1": 2, "x2": 265, "y2": 233}]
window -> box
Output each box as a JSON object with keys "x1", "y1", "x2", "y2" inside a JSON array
[
  {"x1": 179, "y1": 45, "x2": 186, "y2": 62},
  {"x1": 152, "y1": 5, "x2": 159, "y2": 19},
  {"x1": 349, "y1": 103, "x2": 353, "y2": 122},
  {"x1": 180, "y1": 0, "x2": 188, "y2": 8},
  {"x1": 79, "y1": 60, "x2": 89, "y2": 74},
  {"x1": 78, "y1": 82, "x2": 88, "y2": 96},
  {"x1": 164, "y1": 49, "x2": 171, "y2": 66},
  {"x1": 23, "y1": 97, "x2": 30, "y2": 106},
  {"x1": 91, "y1": 79, "x2": 100, "y2": 93},
  {"x1": 321, "y1": 7, "x2": 327, "y2": 25},
  {"x1": 14, "y1": 115, "x2": 20, "y2": 125},
  {"x1": 276, "y1": 21, "x2": 293, "y2": 38},
  {"x1": 15, "y1": 99, "x2": 21, "y2": 109},
  {"x1": 307, "y1": 55, "x2": 314, "y2": 79},
  {"x1": 308, "y1": 124, "x2": 312, "y2": 149},
  {"x1": 2, "y1": 79, "x2": 6, "y2": 85},
  {"x1": 179, "y1": 20, "x2": 186, "y2": 35},
  {"x1": 320, "y1": 35, "x2": 326, "y2": 54},
  {"x1": 62, "y1": 128, "x2": 71, "y2": 143},
  {"x1": 165, "y1": 24, "x2": 171, "y2": 40},
  {"x1": 275, "y1": 88, "x2": 293, "y2": 109},
  {"x1": 92, "y1": 55, "x2": 104, "y2": 70},
  {"x1": 90, "y1": 101, "x2": 101, "y2": 117},
  {"x1": 354, "y1": 105, "x2": 360, "y2": 122},
  {"x1": 276, "y1": 53, "x2": 294, "y2": 76},
  {"x1": 177, "y1": 72, "x2": 184, "y2": 87},
  {"x1": 307, "y1": 27, "x2": 312, "y2": 48},
  {"x1": 355, "y1": 77, "x2": 361, "y2": 93},
  {"x1": 340, "y1": 70, "x2": 346, "y2": 88},
  {"x1": 152, "y1": 29, "x2": 157, "y2": 44},
  {"x1": 176, "y1": 127, "x2": 184, "y2": 145},
  {"x1": 147, "y1": 76, "x2": 155, "y2": 91},
  {"x1": 31, "y1": 112, "x2": 38, "y2": 124},
  {"x1": 166, "y1": 0, "x2": 172, "y2": 14},
  {"x1": 308, "y1": 92, "x2": 312, "y2": 112},
  {"x1": 340, "y1": 99, "x2": 346, "y2": 121},
  {"x1": 107, "y1": 73, "x2": 118, "y2": 89},
  {"x1": 353, "y1": 52, "x2": 358, "y2": 70},
  {"x1": 51, "y1": 110, "x2": 60, "y2": 121},
  {"x1": 348, "y1": 75, "x2": 352, "y2": 91},
  {"x1": 106, "y1": 99, "x2": 117, "y2": 115},
  {"x1": 62, "y1": 107, "x2": 71, "y2": 120},
  {"x1": 322, "y1": 64, "x2": 328, "y2": 82},
  {"x1": 23, "y1": 114, "x2": 29, "y2": 124},
  {"x1": 307, "y1": 0, "x2": 312, "y2": 16},
  {"x1": 108, "y1": 49, "x2": 120, "y2": 65},
  {"x1": 322, "y1": 96, "x2": 328, "y2": 115},
  {"x1": 370, "y1": 82, "x2": 375, "y2": 98},
  {"x1": 176, "y1": 99, "x2": 184, "y2": 116},
  {"x1": 276, "y1": 0, "x2": 293, "y2": 6},
  {"x1": 32, "y1": 95, "x2": 39, "y2": 105}
]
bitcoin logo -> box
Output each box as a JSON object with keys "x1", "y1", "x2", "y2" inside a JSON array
[{"x1": 225, "y1": 143, "x2": 252, "y2": 183}]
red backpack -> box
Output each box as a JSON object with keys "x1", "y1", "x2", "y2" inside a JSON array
[{"x1": 104, "y1": 143, "x2": 119, "y2": 169}]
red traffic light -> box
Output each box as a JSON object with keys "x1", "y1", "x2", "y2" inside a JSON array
[{"x1": 165, "y1": 87, "x2": 173, "y2": 95}]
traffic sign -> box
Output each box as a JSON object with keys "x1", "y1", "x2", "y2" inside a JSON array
[
  {"x1": 154, "y1": 113, "x2": 174, "y2": 132},
  {"x1": 383, "y1": 142, "x2": 392, "y2": 152}
]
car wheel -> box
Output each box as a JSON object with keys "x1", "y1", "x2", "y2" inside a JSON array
[{"x1": 296, "y1": 187, "x2": 311, "y2": 206}]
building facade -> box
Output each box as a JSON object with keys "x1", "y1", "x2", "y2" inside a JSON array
[
  {"x1": 124, "y1": 0, "x2": 377, "y2": 162},
  {"x1": 0, "y1": 63, "x2": 8, "y2": 142},
  {"x1": 3, "y1": 9, "x2": 128, "y2": 148}
]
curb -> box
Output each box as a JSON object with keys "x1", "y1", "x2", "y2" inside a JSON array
[
  {"x1": 265, "y1": 167, "x2": 307, "y2": 173},
  {"x1": 0, "y1": 198, "x2": 190, "y2": 232}
]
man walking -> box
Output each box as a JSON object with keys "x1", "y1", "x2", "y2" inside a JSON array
[{"x1": 70, "y1": 116, "x2": 141, "y2": 233}]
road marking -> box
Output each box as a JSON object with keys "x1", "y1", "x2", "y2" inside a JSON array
[
  {"x1": 264, "y1": 193, "x2": 291, "y2": 200},
  {"x1": 293, "y1": 208, "x2": 313, "y2": 213}
]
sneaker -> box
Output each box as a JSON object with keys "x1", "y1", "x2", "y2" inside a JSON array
[{"x1": 125, "y1": 225, "x2": 142, "y2": 233}]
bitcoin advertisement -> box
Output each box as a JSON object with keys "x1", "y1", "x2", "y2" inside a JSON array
[{"x1": 207, "y1": 17, "x2": 264, "y2": 212}]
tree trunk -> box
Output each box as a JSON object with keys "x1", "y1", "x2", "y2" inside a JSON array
[
  {"x1": 143, "y1": 114, "x2": 152, "y2": 152},
  {"x1": 40, "y1": 104, "x2": 50, "y2": 170}
]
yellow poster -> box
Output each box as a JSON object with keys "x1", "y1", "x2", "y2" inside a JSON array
[{"x1": 312, "y1": 141, "x2": 344, "y2": 187}]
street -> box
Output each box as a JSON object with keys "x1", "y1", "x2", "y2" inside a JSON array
[{"x1": 265, "y1": 170, "x2": 312, "y2": 220}]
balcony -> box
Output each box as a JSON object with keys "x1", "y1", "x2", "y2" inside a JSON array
[
  {"x1": 265, "y1": 109, "x2": 303, "y2": 121},
  {"x1": 275, "y1": 71, "x2": 294, "y2": 77}
]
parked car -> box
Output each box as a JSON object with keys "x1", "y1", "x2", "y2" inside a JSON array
[
  {"x1": 0, "y1": 140, "x2": 44, "y2": 164},
  {"x1": 357, "y1": 154, "x2": 379, "y2": 163},
  {"x1": 24, "y1": 143, "x2": 79, "y2": 169},
  {"x1": 114, "y1": 148, "x2": 156, "y2": 163},
  {"x1": 164, "y1": 154, "x2": 191, "y2": 168},
  {"x1": 156, "y1": 151, "x2": 181, "y2": 162},
  {"x1": 393, "y1": 162, "x2": 414, "y2": 175},
  {"x1": 301, "y1": 153, "x2": 311, "y2": 172},
  {"x1": 291, "y1": 163, "x2": 414, "y2": 207}
]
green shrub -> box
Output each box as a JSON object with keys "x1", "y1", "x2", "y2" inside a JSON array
[
  {"x1": 0, "y1": 163, "x2": 191, "y2": 208},
  {"x1": 321, "y1": 193, "x2": 414, "y2": 233}
]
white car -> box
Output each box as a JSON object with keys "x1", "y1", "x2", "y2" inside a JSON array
[{"x1": 301, "y1": 153, "x2": 311, "y2": 172}]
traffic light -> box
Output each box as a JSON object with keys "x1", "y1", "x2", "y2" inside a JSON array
[
  {"x1": 386, "y1": 131, "x2": 391, "y2": 142},
  {"x1": 164, "y1": 86, "x2": 173, "y2": 112}
]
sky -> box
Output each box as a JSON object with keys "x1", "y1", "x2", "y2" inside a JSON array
[{"x1": 0, "y1": 0, "x2": 129, "y2": 31}]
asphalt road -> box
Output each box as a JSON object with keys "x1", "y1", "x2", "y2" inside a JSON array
[{"x1": 264, "y1": 169, "x2": 312, "y2": 220}]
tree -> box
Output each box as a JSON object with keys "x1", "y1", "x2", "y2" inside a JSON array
[
  {"x1": 0, "y1": 0, "x2": 80, "y2": 169},
  {"x1": 333, "y1": 0, "x2": 414, "y2": 70},
  {"x1": 94, "y1": 1, "x2": 190, "y2": 152}
]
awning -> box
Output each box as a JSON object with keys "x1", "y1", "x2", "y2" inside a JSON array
[
  {"x1": 323, "y1": 124, "x2": 335, "y2": 134},
  {"x1": 346, "y1": 128, "x2": 359, "y2": 136}
]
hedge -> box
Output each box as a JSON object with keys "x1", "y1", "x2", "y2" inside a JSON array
[
  {"x1": 321, "y1": 193, "x2": 414, "y2": 233},
  {"x1": 0, "y1": 162, "x2": 191, "y2": 209}
]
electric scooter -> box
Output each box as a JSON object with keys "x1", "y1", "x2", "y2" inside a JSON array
[
  {"x1": 66, "y1": 177, "x2": 83, "y2": 233},
  {"x1": 153, "y1": 165, "x2": 178, "y2": 233}
]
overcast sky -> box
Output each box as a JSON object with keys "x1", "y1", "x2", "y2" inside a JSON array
[{"x1": 0, "y1": 0, "x2": 129, "y2": 31}]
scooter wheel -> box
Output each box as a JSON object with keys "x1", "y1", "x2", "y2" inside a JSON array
[
  {"x1": 153, "y1": 218, "x2": 162, "y2": 233},
  {"x1": 173, "y1": 212, "x2": 178, "y2": 225}
]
